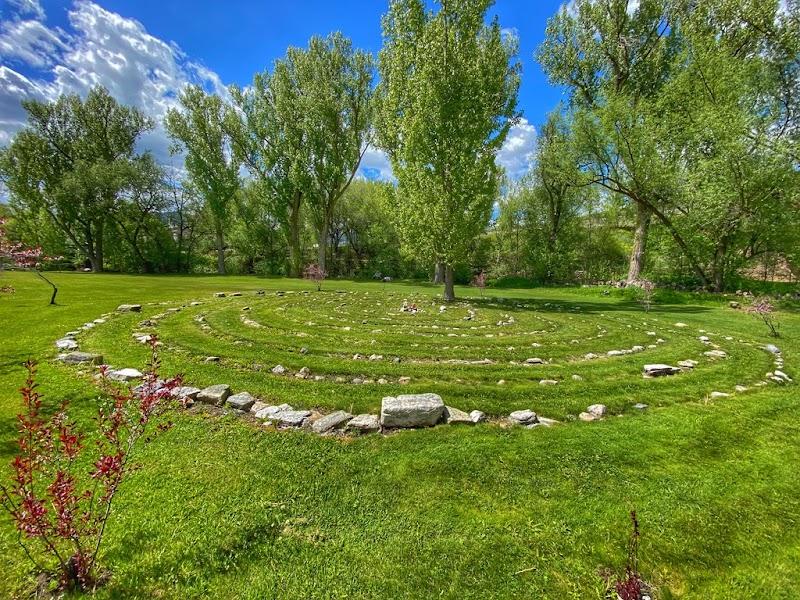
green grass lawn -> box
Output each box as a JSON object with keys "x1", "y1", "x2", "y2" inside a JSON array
[{"x1": 1, "y1": 271, "x2": 799, "y2": 599}]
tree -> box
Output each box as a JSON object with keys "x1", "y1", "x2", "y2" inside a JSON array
[
  {"x1": 0, "y1": 216, "x2": 60, "y2": 304},
  {"x1": 294, "y1": 33, "x2": 373, "y2": 274},
  {"x1": 227, "y1": 69, "x2": 310, "y2": 277},
  {"x1": 0, "y1": 87, "x2": 153, "y2": 272},
  {"x1": 538, "y1": 0, "x2": 692, "y2": 284},
  {"x1": 165, "y1": 85, "x2": 239, "y2": 274},
  {"x1": 376, "y1": 0, "x2": 520, "y2": 301}
]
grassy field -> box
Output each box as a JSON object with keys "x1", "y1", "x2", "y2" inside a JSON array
[{"x1": 0, "y1": 271, "x2": 799, "y2": 599}]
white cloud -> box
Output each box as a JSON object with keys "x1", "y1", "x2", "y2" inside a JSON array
[
  {"x1": 496, "y1": 118, "x2": 537, "y2": 179},
  {"x1": 0, "y1": 0, "x2": 225, "y2": 167},
  {"x1": 359, "y1": 146, "x2": 393, "y2": 181},
  {"x1": 4, "y1": 0, "x2": 45, "y2": 20}
]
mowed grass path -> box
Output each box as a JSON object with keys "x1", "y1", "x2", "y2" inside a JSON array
[{"x1": 1, "y1": 272, "x2": 799, "y2": 599}]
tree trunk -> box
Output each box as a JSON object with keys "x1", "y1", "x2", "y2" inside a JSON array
[
  {"x1": 287, "y1": 194, "x2": 302, "y2": 278},
  {"x1": 433, "y1": 262, "x2": 445, "y2": 284},
  {"x1": 626, "y1": 204, "x2": 650, "y2": 284},
  {"x1": 214, "y1": 220, "x2": 226, "y2": 275},
  {"x1": 317, "y1": 220, "x2": 329, "y2": 274},
  {"x1": 711, "y1": 240, "x2": 728, "y2": 292},
  {"x1": 443, "y1": 265, "x2": 455, "y2": 302}
]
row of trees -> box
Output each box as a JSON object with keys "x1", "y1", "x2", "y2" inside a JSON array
[{"x1": 1, "y1": 0, "x2": 798, "y2": 296}]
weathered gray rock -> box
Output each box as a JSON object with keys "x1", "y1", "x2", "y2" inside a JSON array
[
  {"x1": 197, "y1": 384, "x2": 231, "y2": 406},
  {"x1": 509, "y1": 409, "x2": 538, "y2": 425},
  {"x1": 346, "y1": 414, "x2": 380, "y2": 433},
  {"x1": 295, "y1": 366, "x2": 310, "y2": 379},
  {"x1": 60, "y1": 352, "x2": 103, "y2": 365},
  {"x1": 525, "y1": 357, "x2": 545, "y2": 365},
  {"x1": 704, "y1": 350, "x2": 728, "y2": 359},
  {"x1": 213, "y1": 292, "x2": 226, "y2": 298},
  {"x1": 607, "y1": 350, "x2": 624, "y2": 357},
  {"x1": 536, "y1": 417, "x2": 559, "y2": 427},
  {"x1": 274, "y1": 410, "x2": 312, "y2": 427},
  {"x1": 587, "y1": 404, "x2": 607, "y2": 417},
  {"x1": 204, "y1": 356, "x2": 220, "y2": 363},
  {"x1": 677, "y1": 360, "x2": 698, "y2": 369},
  {"x1": 108, "y1": 368, "x2": 143, "y2": 382},
  {"x1": 571, "y1": 374, "x2": 584, "y2": 381},
  {"x1": 398, "y1": 376, "x2": 411, "y2": 385},
  {"x1": 709, "y1": 391, "x2": 729, "y2": 399},
  {"x1": 173, "y1": 386, "x2": 201, "y2": 400},
  {"x1": 443, "y1": 406, "x2": 473, "y2": 425},
  {"x1": 271, "y1": 365, "x2": 287, "y2": 375},
  {"x1": 226, "y1": 392, "x2": 255, "y2": 411},
  {"x1": 55, "y1": 338, "x2": 79, "y2": 350},
  {"x1": 469, "y1": 410, "x2": 487, "y2": 423},
  {"x1": 643, "y1": 364, "x2": 680, "y2": 377},
  {"x1": 380, "y1": 393, "x2": 445, "y2": 428},
  {"x1": 734, "y1": 385, "x2": 748, "y2": 393},
  {"x1": 633, "y1": 403, "x2": 648, "y2": 410},
  {"x1": 579, "y1": 412, "x2": 598, "y2": 422},
  {"x1": 116, "y1": 304, "x2": 142, "y2": 313},
  {"x1": 539, "y1": 379, "x2": 558, "y2": 385},
  {"x1": 311, "y1": 411, "x2": 353, "y2": 433},
  {"x1": 765, "y1": 344, "x2": 781, "y2": 355}
]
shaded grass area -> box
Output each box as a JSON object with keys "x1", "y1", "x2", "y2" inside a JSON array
[{"x1": 0, "y1": 272, "x2": 799, "y2": 599}]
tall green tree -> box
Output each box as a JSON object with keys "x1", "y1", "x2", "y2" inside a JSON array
[
  {"x1": 0, "y1": 87, "x2": 153, "y2": 271},
  {"x1": 227, "y1": 68, "x2": 310, "y2": 277},
  {"x1": 294, "y1": 33, "x2": 373, "y2": 273},
  {"x1": 376, "y1": 0, "x2": 520, "y2": 301},
  {"x1": 165, "y1": 85, "x2": 239, "y2": 274},
  {"x1": 538, "y1": 0, "x2": 692, "y2": 284}
]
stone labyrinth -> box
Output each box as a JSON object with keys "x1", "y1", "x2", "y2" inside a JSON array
[{"x1": 55, "y1": 289, "x2": 793, "y2": 436}]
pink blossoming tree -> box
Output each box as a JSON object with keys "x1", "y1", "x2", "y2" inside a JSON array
[{"x1": 0, "y1": 217, "x2": 59, "y2": 304}]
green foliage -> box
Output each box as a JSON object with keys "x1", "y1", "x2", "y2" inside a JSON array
[
  {"x1": 376, "y1": 0, "x2": 520, "y2": 299},
  {"x1": 0, "y1": 87, "x2": 154, "y2": 272}
]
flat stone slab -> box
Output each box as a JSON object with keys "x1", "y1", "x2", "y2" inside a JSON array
[
  {"x1": 274, "y1": 410, "x2": 311, "y2": 427},
  {"x1": 704, "y1": 350, "x2": 728, "y2": 359},
  {"x1": 643, "y1": 364, "x2": 680, "y2": 377},
  {"x1": 108, "y1": 368, "x2": 143, "y2": 382},
  {"x1": 116, "y1": 304, "x2": 142, "y2": 313},
  {"x1": 60, "y1": 352, "x2": 103, "y2": 365},
  {"x1": 226, "y1": 392, "x2": 256, "y2": 411},
  {"x1": 443, "y1": 406, "x2": 473, "y2": 425},
  {"x1": 380, "y1": 393, "x2": 445, "y2": 428},
  {"x1": 55, "y1": 338, "x2": 79, "y2": 350},
  {"x1": 196, "y1": 384, "x2": 231, "y2": 406},
  {"x1": 524, "y1": 357, "x2": 545, "y2": 364},
  {"x1": 346, "y1": 414, "x2": 380, "y2": 433},
  {"x1": 311, "y1": 410, "x2": 353, "y2": 433}
]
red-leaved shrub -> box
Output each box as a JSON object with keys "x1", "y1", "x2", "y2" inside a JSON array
[{"x1": 0, "y1": 338, "x2": 181, "y2": 592}]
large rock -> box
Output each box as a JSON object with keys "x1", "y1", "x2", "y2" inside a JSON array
[
  {"x1": 443, "y1": 406, "x2": 473, "y2": 425},
  {"x1": 60, "y1": 352, "x2": 103, "y2": 365},
  {"x1": 380, "y1": 393, "x2": 445, "y2": 428},
  {"x1": 346, "y1": 414, "x2": 380, "y2": 433},
  {"x1": 226, "y1": 392, "x2": 256, "y2": 411},
  {"x1": 643, "y1": 364, "x2": 680, "y2": 377},
  {"x1": 116, "y1": 304, "x2": 142, "y2": 313},
  {"x1": 197, "y1": 384, "x2": 231, "y2": 406},
  {"x1": 108, "y1": 368, "x2": 143, "y2": 382},
  {"x1": 311, "y1": 410, "x2": 353, "y2": 433}
]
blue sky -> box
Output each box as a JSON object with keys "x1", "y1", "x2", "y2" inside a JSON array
[{"x1": 1, "y1": 0, "x2": 568, "y2": 179}]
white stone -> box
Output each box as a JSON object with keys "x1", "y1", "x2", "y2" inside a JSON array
[
  {"x1": 346, "y1": 414, "x2": 380, "y2": 433},
  {"x1": 108, "y1": 368, "x2": 143, "y2": 382},
  {"x1": 469, "y1": 410, "x2": 487, "y2": 423},
  {"x1": 509, "y1": 410, "x2": 537, "y2": 425},
  {"x1": 55, "y1": 338, "x2": 79, "y2": 350},
  {"x1": 381, "y1": 394, "x2": 445, "y2": 428},
  {"x1": 587, "y1": 404, "x2": 607, "y2": 417},
  {"x1": 311, "y1": 411, "x2": 353, "y2": 433},
  {"x1": 443, "y1": 406, "x2": 473, "y2": 425},
  {"x1": 271, "y1": 365, "x2": 287, "y2": 375}
]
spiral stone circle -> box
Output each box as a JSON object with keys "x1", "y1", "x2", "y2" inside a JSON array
[{"x1": 53, "y1": 288, "x2": 793, "y2": 436}]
